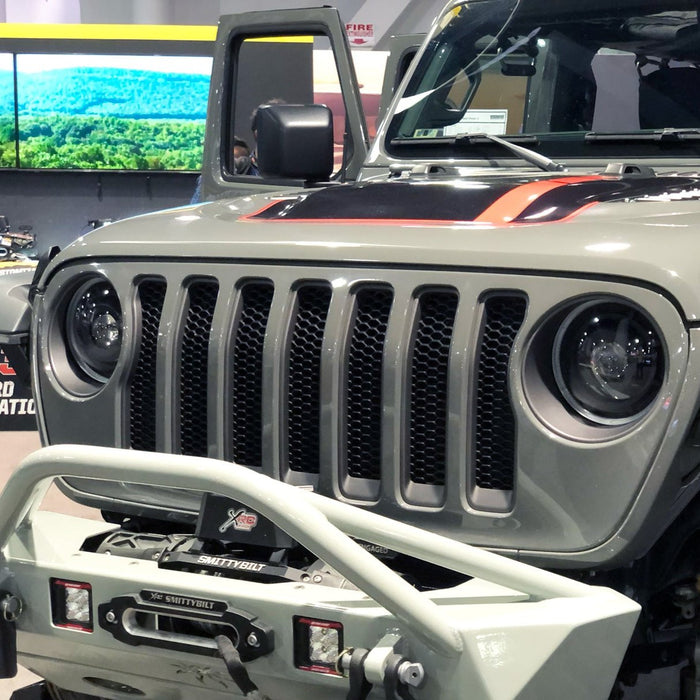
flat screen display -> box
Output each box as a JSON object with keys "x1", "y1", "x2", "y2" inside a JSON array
[
  {"x1": 1, "y1": 53, "x2": 212, "y2": 171},
  {"x1": 0, "y1": 53, "x2": 16, "y2": 168}
]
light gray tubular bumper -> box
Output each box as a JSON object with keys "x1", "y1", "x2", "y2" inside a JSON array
[{"x1": 0, "y1": 445, "x2": 640, "y2": 699}]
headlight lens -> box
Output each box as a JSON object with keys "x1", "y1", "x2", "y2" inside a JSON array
[
  {"x1": 553, "y1": 300, "x2": 664, "y2": 425},
  {"x1": 66, "y1": 279, "x2": 123, "y2": 383}
]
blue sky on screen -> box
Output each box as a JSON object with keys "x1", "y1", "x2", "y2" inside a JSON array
[{"x1": 16, "y1": 53, "x2": 212, "y2": 75}]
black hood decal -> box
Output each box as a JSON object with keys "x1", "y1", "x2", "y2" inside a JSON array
[{"x1": 245, "y1": 175, "x2": 700, "y2": 225}]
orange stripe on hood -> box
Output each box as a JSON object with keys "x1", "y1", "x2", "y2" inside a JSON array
[{"x1": 472, "y1": 176, "x2": 603, "y2": 224}]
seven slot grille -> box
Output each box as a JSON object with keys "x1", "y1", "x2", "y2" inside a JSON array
[{"x1": 128, "y1": 272, "x2": 526, "y2": 509}]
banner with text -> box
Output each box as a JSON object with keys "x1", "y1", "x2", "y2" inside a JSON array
[{"x1": 0, "y1": 345, "x2": 36, "y2": 430}]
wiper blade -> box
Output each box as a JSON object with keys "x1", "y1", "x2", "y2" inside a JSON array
[
  {"x1": 454, "y1": 132, "x2": 566, "y2": 172},
  {"x1": 585, "y1": 128, "x2": 700, "y2": 142}
]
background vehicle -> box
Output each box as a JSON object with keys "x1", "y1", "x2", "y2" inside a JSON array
[
  {"x1": 0, "y1": 217, "x2": 35, "y2": 262},
  {"x1": 4, "y1": 0, "x2": 700, "y2": 697}
]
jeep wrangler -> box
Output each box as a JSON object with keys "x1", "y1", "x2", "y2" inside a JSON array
[{"x1": 2, "y1": 0, "x2": 700, "y2": 697}]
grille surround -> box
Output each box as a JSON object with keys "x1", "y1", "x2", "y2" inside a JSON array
[
  {"x1": 36, "y1": 259, "x2": 688, "y2": 565},
  {"x1": 123, "y1": 266, "x2": 525, "y2": 511}
]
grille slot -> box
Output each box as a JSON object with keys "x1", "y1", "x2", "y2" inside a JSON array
[
  {"x1": 408, "y1": 289, "x2": 459, "y2": 487},
  {"x1": 130, "y1": 279, "x2": 166, "y2": 451},
  {"x1": 230, "y1": 282, "x2": 274, "y2": 467},
  {"x1": 286, "y1": 284, "x2": 332, "y2": 474},
  {"x1": 179, "y1": 280, "x2": 219, "y2": 457},
  {"x1": 473, "y1": 295, "x2": 527, "y2": 492},
  {"x1": 345, "y1": 286, "x2": 394, "y2": 481}
]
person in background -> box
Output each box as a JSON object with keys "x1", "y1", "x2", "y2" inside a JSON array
[
  {"x1": 191, "y1": 135, "x2": 254, "y2": 204},
  {"x1": 232, "y1": 135, "x2": 256, "y2": 176}
]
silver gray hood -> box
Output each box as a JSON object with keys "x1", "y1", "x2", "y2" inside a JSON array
[{"x1": 43, "y1": 175, "x2": 700, "y2": 321}]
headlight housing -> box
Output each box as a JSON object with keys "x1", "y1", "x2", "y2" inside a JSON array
[
  {"x1": 553, "y1": 300, "x2": 664, "y2": 425},
  {"x1": 65, "y1": 278, "x2": 123, "y2": 384}
]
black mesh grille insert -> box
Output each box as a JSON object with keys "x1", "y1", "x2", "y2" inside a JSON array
[
  {"x1": 130, "y1": 279, "x2": 166, "y2": 452},
  {"x1": 409, "y1": 290, "x2": 458, "y2": 486},
  {"x1": 345, "y1": 286, "x2": 394, "y2": 480},
  {"x1": 474, "y1": 295, "x2": 527, "y2": 491},
  {"x1": 230, "y1": 282, "x2": 274, "y2": 467},
  {"x1": 179, "y1": 281, "x2": 219, "y2": 457},
  {"x1": 121, "y1": 268, "x2": 530, "y2": 514},
  {"x1": 287, "y1": 284, "x2": 332, "y2": 473}
]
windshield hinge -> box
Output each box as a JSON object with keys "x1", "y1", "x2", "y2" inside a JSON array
[{"x1": 603, "y1": 162, "x2": 656, "y2": 178}]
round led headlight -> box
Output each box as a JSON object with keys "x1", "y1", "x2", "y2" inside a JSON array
[
  {"x1": 65, "y1": 278, "x2": 123, "y2": 383},
  {"x1": 553, "y1": 300, "x2": 664, "y2": 425}
]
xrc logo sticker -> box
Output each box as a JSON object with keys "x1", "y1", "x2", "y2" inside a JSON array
[{"x1": 219, "y1": 508, "x2": 259, "y2": 534}]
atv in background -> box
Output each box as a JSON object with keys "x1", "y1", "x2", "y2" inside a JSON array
[{"x1": 0, "y1": 217, "x2": 35, "y2": 262}]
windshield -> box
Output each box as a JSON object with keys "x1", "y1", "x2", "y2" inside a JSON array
[{"x1": 386, "y1": 0, "x2": 700, "y2": 160}]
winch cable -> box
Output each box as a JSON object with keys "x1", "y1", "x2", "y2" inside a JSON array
[{"x1": 215, "y1": 634, "x2": 270, "y2": 700}]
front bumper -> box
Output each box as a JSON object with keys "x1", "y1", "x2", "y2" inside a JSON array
[{"x1": 0, "y1": 445, "x2": 639, "y2": 699}]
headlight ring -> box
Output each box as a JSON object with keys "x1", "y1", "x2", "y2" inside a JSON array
[
  {"x1": 65, "y1": 278, "x2": 123, "y2": 384},
  {"x1": 552, "y1": 299, "x2": 664, "y2": 426}
]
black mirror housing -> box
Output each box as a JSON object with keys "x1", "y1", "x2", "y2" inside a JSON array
[{"x1": 256, "y1": 103, "x2": 334, "y2": 182}]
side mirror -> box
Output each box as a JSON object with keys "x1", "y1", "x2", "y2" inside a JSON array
[{"x1": 256, "y1": 103, "x2": 334, "y2": 182}]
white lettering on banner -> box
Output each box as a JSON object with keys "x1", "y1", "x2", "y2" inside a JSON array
[
  {"x1": 0, "y1": 381, "x2": 15, "y2": 397},
  {"x1": 0, "y1": 397, "x2": 35, "y2": 415}
]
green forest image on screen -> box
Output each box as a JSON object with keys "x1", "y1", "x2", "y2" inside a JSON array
[{"x1": 0, "y1": 54, "x2": 212, "y2": 170}]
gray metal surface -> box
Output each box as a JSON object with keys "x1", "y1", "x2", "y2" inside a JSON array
[
  {"x1": 31, "y1": 251, "x2": 692, "y2": 568},
  {"x1": 0, "y1": 444, "x2": 639, "y2": 700}
]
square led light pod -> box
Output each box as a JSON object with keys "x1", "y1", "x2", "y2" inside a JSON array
[
  {"x1": 293, "y1": 616, "x2": 344, "y2": 675},
  {"x1": 51, "y1": 578, "x2": 93, "y2": 632}
]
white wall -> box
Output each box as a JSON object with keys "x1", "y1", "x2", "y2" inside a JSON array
[
  {"x1": 1, "y1": 0, "x2": 446, "y2": 47},
  {"x1": 5, "y1": 0, "x2": 80, "y2": 22}
]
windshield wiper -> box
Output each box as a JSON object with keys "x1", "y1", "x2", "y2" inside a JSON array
[
  {"x1": 585, "y1": 128, "x2": 700, "y2": 143},
  {"x1": 454, "y1": 132, "x2": 566, "y2": 172}
]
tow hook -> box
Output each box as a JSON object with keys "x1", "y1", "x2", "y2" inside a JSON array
[
  {"x1": 0, "y1": 592, "x2": 23, "y2": 678},
  {"x1": 338, "y1": 633, "x2": 426, "y2": 700},
  {"x1": 672, "y1": 581, "x2": 699, "y2": 621}
]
